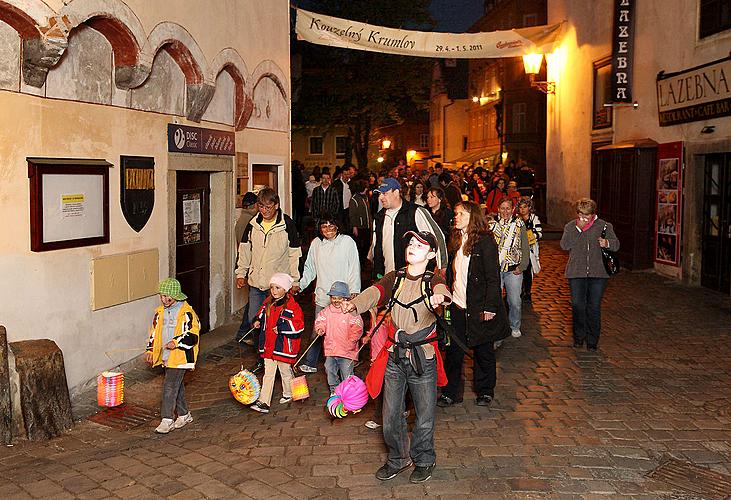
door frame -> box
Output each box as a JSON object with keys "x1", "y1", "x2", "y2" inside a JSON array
[
  {"x1": 247, "y1": 153, "x2": 287, "y2": 212},
  {"x1": 682, "y1": 138, "x2": 731, "y2": 288},
  {"x1": 168, "y1": 153, "x2": 234, "y2": 330}
]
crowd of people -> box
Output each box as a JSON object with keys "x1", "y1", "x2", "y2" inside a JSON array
[{"x1": 143, "y1": 159, "x2": 620, "y2": 485}]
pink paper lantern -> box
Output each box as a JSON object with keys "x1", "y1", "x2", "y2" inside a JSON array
[{"x1": 335, "y1": 375, "x2": 369, "y2": 412}]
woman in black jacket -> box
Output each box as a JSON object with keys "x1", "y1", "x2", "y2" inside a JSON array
[
  {"x1": 438, "y1": 201, "x2": 510, "y2": 408},
  {"x1": 426, "y1": 187, "x2": 454, "y2": 238}
]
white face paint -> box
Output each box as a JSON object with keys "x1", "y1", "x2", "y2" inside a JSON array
[{"x1": 405, "y1": 237, "x2": 434, "y2": 265}]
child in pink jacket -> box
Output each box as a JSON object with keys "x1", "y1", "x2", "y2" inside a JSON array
[{"x1": 315, "y1": 281, "x2": 364, "y2": 394}]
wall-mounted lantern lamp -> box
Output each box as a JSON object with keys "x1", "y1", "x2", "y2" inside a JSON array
[
  {"x1": 522, "y1": 53, "x2": 555, "y2": 94},
  {"x1": 381, "y1": 139, "x2": 391, "y2": 149}
]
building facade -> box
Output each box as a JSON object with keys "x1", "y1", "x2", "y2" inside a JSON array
[
  {"x1": 0, "y1": 0, "x2": 291, "y2": 392},
  {"x1": 546, "y1": 0, "x2": 731, "y2": 290}
]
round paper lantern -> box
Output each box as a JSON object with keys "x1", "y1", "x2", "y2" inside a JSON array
[
  {"x1": 290, "y1": 375, "x2": 310, "y2": 401},
  {"x1": 335, "y1": 375, "x2": 369, "y2": 412},
  {"x1": 97, "y1": 371, "x2": 124, "y2": 407},
  {"x1": 229, "y1": 369, "x2": 261, "y2": 405},
  {"x1": 326, "y1": 394, "x2": 348, "y2": 418}
]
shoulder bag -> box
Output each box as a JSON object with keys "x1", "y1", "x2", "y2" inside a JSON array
[{"x1": 600, "y1": 224, "x2": 620, "y2": 276}]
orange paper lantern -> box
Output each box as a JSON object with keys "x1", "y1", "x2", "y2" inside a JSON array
[
  {"x1": 290, "y1": 375, "x2": 309, "y2": 401},
  {"x1": 97, "y1": 371, "x2": 124, "y2": 407}
]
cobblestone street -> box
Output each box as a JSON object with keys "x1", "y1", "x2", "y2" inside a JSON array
[{"x1": 2, "y1": 240, "x2": 731, "y2": 499}]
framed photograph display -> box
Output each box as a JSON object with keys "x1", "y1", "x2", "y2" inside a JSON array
[
  {"x1": 28, "y1": 158, "x2": 111, "y2": 252},
  {"x1": 653, "y1": 142, "x2": 683, "y2": 266}
]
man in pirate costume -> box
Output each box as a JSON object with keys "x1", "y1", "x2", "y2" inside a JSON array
[{"x1": 342, "y1": 230, "x2": 451, "y2": 483}]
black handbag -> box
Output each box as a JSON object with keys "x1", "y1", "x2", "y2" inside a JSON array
[{"x1": 600, "y1": 224, "x2": 620, "y2": 275}]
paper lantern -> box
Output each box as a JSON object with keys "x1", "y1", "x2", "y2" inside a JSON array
[
  {"x1": 97, "y1": 371, "x2": 124, "y2": 407},
  {"x1": 229, "y1": 369, "x2": 261, "y2": 405},
  {"x1": 326, "y1": 394, "x2": 348, "y2": 418},
  {"x1": 290, "y1": 375, "x2": 310, "y2": 401},
  {"x1": 335, "y1": 375, "x2": 369, "y2": 412}
]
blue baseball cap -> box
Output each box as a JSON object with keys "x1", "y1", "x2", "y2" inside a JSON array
[
  {"x1": 327, "y1": 281, "x2": 350, "y2": 297},
  {"x1": 375, "y1": 177, "x2": 401, "y2": 193}
]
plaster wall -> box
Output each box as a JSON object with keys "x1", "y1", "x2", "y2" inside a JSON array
[
  {"x1": 546, "y1": 0, "x2": 731, "y2": 226},
  {"x1": 0, "y1": 21, "x2": 19, "y2": 91}
]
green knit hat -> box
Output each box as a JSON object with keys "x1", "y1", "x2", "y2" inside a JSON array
[{"x1": 158, "y1": 278, "x2": 187, "y2": 301}]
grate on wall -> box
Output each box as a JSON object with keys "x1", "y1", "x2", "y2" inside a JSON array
[
  {"x1": 647, "y1": 458, "x2": 731, "y2": 500},
  {"x1": 87, "y1": 403, "x2": 158, "y2": 430}
]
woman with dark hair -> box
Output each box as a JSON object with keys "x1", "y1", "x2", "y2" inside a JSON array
[
  {"x1": 409, "y1": 180, "x2": 428, "y2": 206},
  {"x1": 426, "y1": 187, "x2": 454, "y2": 239},
  {"x1": 298, "y1": 212, "x2": 361, "y2": 372},
  {"x1": 484, "y1": 178, "x2": 506, "y2": 216},
  {"x1": 438, "y1": 200, "x2": 510, "y2": 407}
]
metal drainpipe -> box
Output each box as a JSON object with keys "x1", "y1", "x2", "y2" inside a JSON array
[{"x1": 442, "y1": 99, "x2": 454, "y2": 164}]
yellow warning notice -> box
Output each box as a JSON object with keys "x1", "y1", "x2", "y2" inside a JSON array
[{"x1": 62, "y1": 194, "x2": 85, "y2": 204}]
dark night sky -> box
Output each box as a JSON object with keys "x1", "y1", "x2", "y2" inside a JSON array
[{"x1": 430, "y1": 0, "x2": 485, "y2": 32}]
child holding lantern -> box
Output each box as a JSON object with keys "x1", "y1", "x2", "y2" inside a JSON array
[
  {"x1": 249, "y1": 273, "x2": 305, "y2": 414},
  {"x1": 314, "y1": 281, "x2": 364, "y2": 395}
]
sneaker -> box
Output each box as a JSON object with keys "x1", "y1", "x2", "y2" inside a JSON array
[
  {"x1": 409, "y1": 464, "x2": 435, "y2": 483},
  {"x1": 279, "y1": 396, "x2": 292, "y2": 404},
  {"x1": 511, "y1": 329, "x2": 522, "y2": 338},
  {"x1": 375, "y1": 462, "x2": 412, "y2": 481},
  {"x1": 365, "y1": 420, "x2": 381, "y2": 430},
  {"x1": 249, "y1": 401, "x2": 270, "y2": 413},
  {"x1": 494, "y1": 340, "x2": 503, "y2": 349},
  {"x1": 173, "y1": 413, "x2": 193, "y2": 429},
  {"x1": 436, "y1": 395, "x2": 462, "y2": 407},
  {"x1": 154, "y1": 418, "x2": 175, "y2": 434},
  {"x1": 475, "y1": 395, "x2": 493, "y2": 406},
  {"x1": 298, "y1": 365, "x2": 317, "y2": 373}
]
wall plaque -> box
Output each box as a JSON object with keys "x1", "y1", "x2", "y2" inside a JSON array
[
  {"x1": 610, "y1": 0, "x2": 635, "y2": 102},
  {"x1": 167, "y1": 124, "x2": 235, "y2": 155}
]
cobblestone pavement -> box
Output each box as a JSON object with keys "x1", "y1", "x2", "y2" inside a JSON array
[{"x1": 2, "y1": 241, "x2": 731, "y2": 499}]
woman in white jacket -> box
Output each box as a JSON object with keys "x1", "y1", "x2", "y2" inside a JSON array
[
  {"x1": 298, "y1": 213, "x2": 361, "y2": 373},
  {"x1": 517, "y1": 198, "x2": 542, "y2": 303}
]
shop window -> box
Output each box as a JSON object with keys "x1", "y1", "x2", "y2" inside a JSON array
[
  {"x1": 309, "y1": 136, "x2": 324, "y2": 155},
  {"x1": 593, "y1": 57, "x2": 613, "y2": 130},
  {"x1": 523, "y1": 13, "x2": 538, "y2": 27},
  {"x1": 700, "y1": 0, "x2": 731, "y2": 39}
]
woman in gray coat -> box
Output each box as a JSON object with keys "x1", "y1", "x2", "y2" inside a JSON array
[{"x1": 560, "y1": 198, "x2": 620, "y2": 351}]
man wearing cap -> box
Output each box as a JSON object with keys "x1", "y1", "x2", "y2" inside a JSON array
[
  {"x1": 343, "y1": 230, "x2": 451, "y2": 484},
  {"x1": 371, "y1": 178, "x2": 448, "y2": 281},
  {"x1": 236, "y1": 188, "x2": 302, "y2": 372}
]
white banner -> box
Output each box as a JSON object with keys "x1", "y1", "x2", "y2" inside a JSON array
[{"x1": 296, "y1": 8, "x2": 563, "y2": 59}]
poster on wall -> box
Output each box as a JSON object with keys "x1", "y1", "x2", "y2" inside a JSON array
[{"x1": 654, "y1": 142, "x2": 683, "y2": 266}]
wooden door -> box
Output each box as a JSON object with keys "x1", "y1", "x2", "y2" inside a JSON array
[
  {"x1": 176, "y1": 171, "x2": 210, "y2": 332},
  {"x1": 701, "y1": 153, "x2": 731, "y2": 294}
]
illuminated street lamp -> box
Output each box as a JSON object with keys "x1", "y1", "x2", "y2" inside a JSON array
[
  {"x1": 522, "y1": 53, "x2": 555, "y2": 94},
  {"x1": 381, "y1": 139, "x2": 391, "y2": 149},
  {"x1": 377, "y1": 156, "x2": 384, "y2": 163}
]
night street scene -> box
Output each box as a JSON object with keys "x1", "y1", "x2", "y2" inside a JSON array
[{"x1": 1, "y1": 0, "x2": 730, "y2": 498}]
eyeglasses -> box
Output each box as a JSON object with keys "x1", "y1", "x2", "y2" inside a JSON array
[{"x1": 258, "y1": 203, "x2": 277, "y2": 211}]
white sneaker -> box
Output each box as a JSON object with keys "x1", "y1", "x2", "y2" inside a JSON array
[
  {"x1": 154, "y1": 418, "x2": 175, "y2": 434},
  {"x1": 511, "y1": 330, "x2": 522, "y2": 338},
  {"x1": 365, "y1": 420, "x2": 381, "y2": 429},
  {"x1": 298, "y1": 365, "x2": 317, "y2": 373},
  {"x1": 279, "y1": 396, "x2": 292, "y2": 404},
  {"x1": 494, "y1": 340, "x2": 503, "y2": 349},
  {"x1": 173, "y1": 413, "x2": 193, "y2": 429}
]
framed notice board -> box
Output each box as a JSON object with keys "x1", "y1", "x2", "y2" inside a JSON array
[{"x1": 28, "y1": 158, "x2": 111, "y2": 252}]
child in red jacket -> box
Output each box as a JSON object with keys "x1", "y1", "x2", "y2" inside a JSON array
[
  {"x1": 314, "y1": 281, "x2": 363, "y2": 394},
  {"x1": 249, "y1": 273, "x2": 304, "y2": 414}
]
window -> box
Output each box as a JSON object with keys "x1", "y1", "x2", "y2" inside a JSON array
[
  {"x1": 335, "y1": 136, "x2": 348, "y2": 158},
  {"x1": 309, "y1": 136, "x2": 323, "y2": 155},
  {"x1": 700, "y1": 0, "x2": 731, "y2": 38},
  {"x1": 463, "y1": 136, "x2": 468, "y2": 151},
  {"x1": 419, "y1": 134, "x2": 429, "y2": 148},
  {"x1": 592, "y1": 57, "x2": 613, "y2": 129},
  {"x1": 512, "y1": 102, "x2": 527, "y2": 133}
]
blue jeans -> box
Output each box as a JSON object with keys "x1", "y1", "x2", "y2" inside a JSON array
[
  {"x1": 325, "y1": 356, "x2": 354, "y2": 392},
  {"x1": 500, "y1": 271, "x2": 523, "y2": 332},
  {"x1": 302, "y1": 304, "x2": 325, "y2": 367},
  {"x1": 241, "y1": 287, "x2": 269, "y2": 355},
  {"x1": 382, "y1": 353, "x2": 437, "y2": 468},
  {"x1": 569, "y1": 278, "x2": 608, "y2": 347}
]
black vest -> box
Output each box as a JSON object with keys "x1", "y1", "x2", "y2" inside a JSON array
[{"x1": 373, "y1": 202, "x2": 419, "y2": 278}]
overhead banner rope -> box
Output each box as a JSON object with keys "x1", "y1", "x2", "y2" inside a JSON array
[{"x1": 295, "y1": 8, "x2": 563, "y2": 59}]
